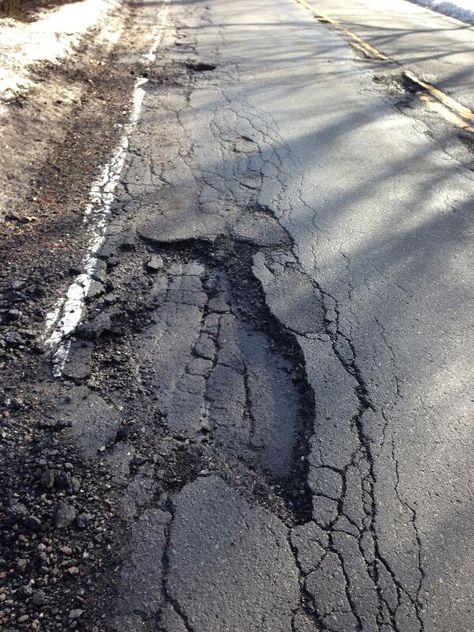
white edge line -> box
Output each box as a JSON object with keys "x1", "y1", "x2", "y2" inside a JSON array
[{"x1": 43, "y1": 0, "x2": 171, "y2": 377}]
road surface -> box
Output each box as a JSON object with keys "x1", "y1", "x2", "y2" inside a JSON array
[
  {"x1": 302, "y1": 0, "x2": 474, "y2": 109},
  {"x1": 45, "y1": 0, "x2": 474, "y2": 630}
]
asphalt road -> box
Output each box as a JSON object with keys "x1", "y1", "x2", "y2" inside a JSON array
[
  {"x1": 303, "y1": 0, "x2": 474, "y2": 109},
  {"x1": 57, "y1": 0, "x2": 474, "y2": 629}
]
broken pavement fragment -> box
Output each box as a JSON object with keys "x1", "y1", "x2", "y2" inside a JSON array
[
  {"x1": 137, "y1": 210, "x2": 223, "y2": 245},
  {"x1": 165, "y1": 476, "x2": 300, "y2": 632},
  {"x1": 61, "y1": 340, "x2": 94, "y2": 380},
  {"x1": 59, "y1": 386, "x2": 122, "y2": 458},
  {"x1": 112, "y1": 508, "x2": 170, "y2": 630},
  {"x1": 53, "y1": 501, "x2": 77, "y2": 529},
  {"x1": 231, "y1": 209, "x2": 292, "y2": 247},
  {"x1": 252, "y1": 250, "x2": 326, "y2": 336}
]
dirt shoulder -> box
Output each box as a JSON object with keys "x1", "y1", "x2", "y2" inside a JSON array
[{"x1": 0, "y1": 1, "x2": 171, "y2": 630}]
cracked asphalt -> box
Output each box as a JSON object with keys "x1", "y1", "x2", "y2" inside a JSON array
[{"x1": 6, "y1": 0, "x2": 472, "y2": 630}]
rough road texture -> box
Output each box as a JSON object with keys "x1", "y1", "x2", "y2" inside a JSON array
[
  {"x1": 2, "y1": 0, "x2": 473, "y2": 630},
  {"x1": 55, "y1": 0, "x2": 474, "y2": 629}
]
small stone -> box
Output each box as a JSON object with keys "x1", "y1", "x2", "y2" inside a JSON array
[
  {"x1": 67, "y1": 566, "x2": 80, "y2": 576},
  {"x1": 39, "y1": 468, "x2": 55, "y2": 490},
  {"x1": 17, "y1": 614, "x2": 29, "y2": 623},
  {"x1": 55, "y1": 471, "x2": 72, "y2": 490},
  {"x1": 9, "y1": 500, "x2": 27, "y2": 517},
  {"x1": 103, "y1": 293, "x2": 117, "y2": 305},
  {"x1": 4, "y1": 331, "x2": 23, "y2": 346},
  {"x1": 68, "y1": 609, "x2": 83, "y2": 620},
  {"x1": 54, "y1": 502, "x2": 76, "y2": 529},
  {"x1": 131, "y1": 455, "x2": 147, "y2": 467},
  {"x1": 98, "y1": 243, "x2": 116, "y2": 261},
  {"x1": 146, "y1": 255, "x2": 164, "y2": 272},
  {"x1": 11, "y1": 280, "x2": 26, "y2": 290},
  {"x1": 61, "y1": 546, "x2": 73, "y2": 555},
  {"x1": 107, "y1": 254, "x2": 119, "y2": 267},
  {"x1": 35, "y1": 551, "x2": 48, "y2": 568},
  {"x1": 77, "y1": 311, "x2": 114, "y2": 340},
  {"x1": 31, "y1": 590, "x2": 47, "y2": 606},
  {"x1": 71, "y1": 477, "x2": 81, "y2": 493},
  {"x1": 87, "y1": 280, "x2": 104, "y2": 300},
  {"x1": 17, "y1": 558, "x2": 28, "y2": 570},
  {"x1": 18, "y1": 585, "x2": 33, "y2": 599},
  {"x1": 26, "y1": 516, "x2": 42, "y2": 531},
  {"x1": 92, "y1": 260, "x2": 107, "y2": 284},
  {"x1": 75, "y1": 513, "x2": 90, "y2": 529}
]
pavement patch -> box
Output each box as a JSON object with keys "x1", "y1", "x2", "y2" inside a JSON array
[{"x1": 165, "y1": 476, "x2": 300, "y2": 632}]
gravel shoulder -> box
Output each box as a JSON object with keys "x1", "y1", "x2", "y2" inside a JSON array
[{"x1": 0, "y1": 1, "x2": 175, "y2": 630}]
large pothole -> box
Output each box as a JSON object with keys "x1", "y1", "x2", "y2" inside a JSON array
[
  {"x1": 63, "y1": 232, "x2": 318, "y2": 524},
  {"x1": 131, "y1": 237, "x2": 315, "y2": 522}
]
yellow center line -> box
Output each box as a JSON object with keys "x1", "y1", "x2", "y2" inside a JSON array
[
  {"x1": 293, "y1": 0, "x2": 474, "y2": 134},
  {"x1": 403, "y1": 71, "x2": 474, "y2": 124},
  {"x1": 419, "y1": 94, "x2": 474, "y2": 133},
  {"x1": 294, "y1": 0, "x2": 389, "y2": 60}
]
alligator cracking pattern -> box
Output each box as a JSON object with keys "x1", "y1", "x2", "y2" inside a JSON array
[
  {"x1": 63, "y1": 4, "x2": 426, "y2": 631},
  {"x1": 138, "y1": 242, "x2": 312, "y2": 490}
]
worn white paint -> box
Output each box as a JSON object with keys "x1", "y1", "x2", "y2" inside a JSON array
[{"x1": 44, "y1": 1, "x2": 171, "y2": 376}]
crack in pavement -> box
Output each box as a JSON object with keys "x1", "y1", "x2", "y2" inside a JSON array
[{"x1": 48, "y1": 1, "x2": 443, "y2": 630}]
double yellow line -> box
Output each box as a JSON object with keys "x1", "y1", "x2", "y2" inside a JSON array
[
  {"x1": 404, "y1": 71, "x2": 474, "y2": 133},
  {"x1": 294, "y1": 0, "x2": 388, "y2": 60},
  {"x1": 293, "y1": 0, "x2": 474, "y2": 134}
]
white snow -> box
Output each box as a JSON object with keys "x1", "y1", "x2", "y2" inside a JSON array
[
  {"x1": 0, "y1": 0, "x2": 122, "y2": 105},
  {"x1": 409, "y1": 0, "x2": 474, "y2": 24}
]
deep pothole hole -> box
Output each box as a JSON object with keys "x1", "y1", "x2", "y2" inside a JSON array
[{"x1": 185, "y1": 61, "x2": 217, "y2": 72}]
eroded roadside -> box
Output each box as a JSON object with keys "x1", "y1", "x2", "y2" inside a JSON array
[
  {"x1": 0, "y1": 1, "x2": 183, "y2": 630},
  {"x1": 0, "y1": 1, "x2": 325, "y2": 627}
]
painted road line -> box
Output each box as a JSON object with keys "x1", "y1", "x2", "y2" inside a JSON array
[
  {"x1": 43, "y1": 0, "x2": 172, "y2": 377},
  {"x1": 419, "y1": 93, "x2": 474, "y2": 133},
  {"x1": 403, "y1": 70, "x2": 474, "y2": 128},
  {"x1": 293, "y1": 0, "x2": 474, "y2": 133},
  {"x1": 293, "y1": 0, "x2": 389, "y2": 60}
]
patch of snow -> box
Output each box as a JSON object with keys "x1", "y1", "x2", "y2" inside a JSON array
[
  {"x1": 408, "y1": 0, "x2": 474, "y2": 24},
  {"x1": 0, "y1": 0, "x2": 122, "y2": 105}
]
